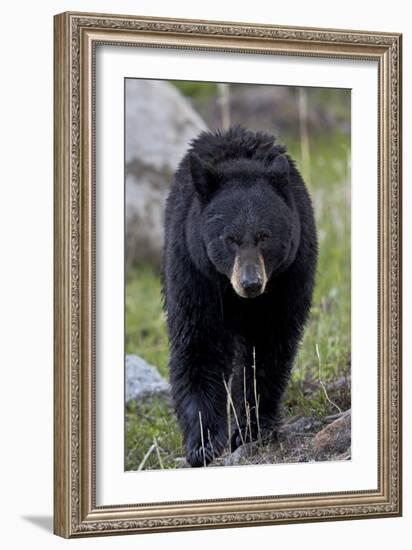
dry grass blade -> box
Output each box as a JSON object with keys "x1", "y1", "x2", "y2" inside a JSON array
[
  {"x1": 226, "y1": 375, "x2": 232, "y2": 450},
  {"x1": 153, "y1": 437, "x2": 164, "y2": 469},
  {"x1": 243, "y1": 366, "x2": 253, "y2": 443},
  {"x1": 207, "y1": 429, "x2": 216, "y2": 461},
  {"x1": 198, "y1": 410, "x2": 207, "y2": 467},
  {"x1": 252, "y1": 347, "x2": 262, "y2": 444},
  {"x1": 138, "y1": 443, "x2": 156, "y2": 471},
  {"x1": 316, "y1": 343, "x2": 342, "y2": 414},
  {"x1": 223, "y1": 376, "x2": 245, "y2": 447}
]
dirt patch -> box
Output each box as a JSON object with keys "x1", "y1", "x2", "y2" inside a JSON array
[{"x1": 206, "y1": 409, "x2": 351, "y2": 468}]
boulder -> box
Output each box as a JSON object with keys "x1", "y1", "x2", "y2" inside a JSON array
[
  {"x1": 194, "y1": 86, "x2": 336, "y2": 137},
  {"x1": 312, "y1": 409, "x2": 351, "y2": 458},
  {"x1": 125, "y1": 354, "x2": 170, "y2": 404},
  {"x1": 125, "y1": 79, "x2": 206, "y2": 270}
]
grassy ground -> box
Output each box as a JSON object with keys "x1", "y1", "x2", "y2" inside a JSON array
[{"x1": 125, "y1": 132, "x2": 351, "y2": 471}]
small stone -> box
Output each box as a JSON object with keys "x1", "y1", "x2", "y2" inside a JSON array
[
  {"x1": 223, "y1": 443, "x2": 254, "y2": 466},
  {"x1": 280, "y1": 416, "x2": 318, "y2": 434},
  {"x1": 312, "y1": 409, "x2": 351, "y2": 457},
  {"x1": 126, "y1": 354, "x2": 170, "y2": 404}
]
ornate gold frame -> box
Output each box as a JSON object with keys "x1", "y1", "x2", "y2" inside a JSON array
[{"x1": 53, "y1": 11, "x2": 402, "y2": 538}]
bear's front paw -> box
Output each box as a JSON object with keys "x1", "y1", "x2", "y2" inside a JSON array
[
  {"x1": 186, "y1": 442, "x2": 215, "y2": 467},
  {"x1": 186, "y1": 430, "x2": 227, "y2": 467},
  {"x1": 230, "y1": 415, "x2": 279, "y2": 450}
]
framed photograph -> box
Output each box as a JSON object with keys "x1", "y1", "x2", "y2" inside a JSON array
[{"x1": 53, "y1": 11, "x2": 402, "y2": 537}]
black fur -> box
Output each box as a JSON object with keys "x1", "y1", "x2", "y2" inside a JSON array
[{"x1": 162, "y1": 126, "x2": 318, "y2": 467}]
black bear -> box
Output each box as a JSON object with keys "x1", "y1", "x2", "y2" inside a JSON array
[{"x1": 162, "y1": 126, "x2": 317, "y2": 467}]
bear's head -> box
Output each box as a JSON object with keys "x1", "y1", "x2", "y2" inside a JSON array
[{"x1": 189, "y1": 152, "x2": 301, "y2": 298}]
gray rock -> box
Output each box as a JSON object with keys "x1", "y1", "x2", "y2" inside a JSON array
[
  {"x1": 280, "y1": 416, "x2": 322, "y2": 435},
  {"x1": 125, "y1": 354, "x2": 170, "y2": 403},
  {"x1": 312, "y1": 409, "x2": 351, "y2": 458},
  {"x1": 125, "y1": 79, "x2": 206, "y2": 269},
  {"x1": 223, "y1": 443, "x2": 254, "y2": 466}
]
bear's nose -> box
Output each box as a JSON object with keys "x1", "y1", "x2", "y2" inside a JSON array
[{"x1": 240, "y1": 271, "x2": 262, "y2": 294}]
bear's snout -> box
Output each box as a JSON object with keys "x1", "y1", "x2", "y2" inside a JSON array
[
  {"x1": 240, "y1": 264, "x2": 263, "y2": 297},
  {"x1": 231, "y1": 250, "x2": 267, "y2": 298}
]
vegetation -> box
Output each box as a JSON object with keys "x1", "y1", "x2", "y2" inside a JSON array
[
  {"x1": 126, "y1": 396, "x2": 182, "y2": 470},
  {"x1": 125, "y1": 130, "x2": 351, "y2": 471},
  {"x1": 171, "y1": 80, "x2": 218, "y2": 100}
]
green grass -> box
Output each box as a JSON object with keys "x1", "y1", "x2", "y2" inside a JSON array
[
  {"x1": 171, "y1": 80, "x2": 218, "y2": 101},
  {"x1": 125, "y1": 132, "x2": 351, "y2": 470},
  {"x1": 284, "y1": 133, "x2": 351, "y2": 418},
  {"x1": 126, "y1": 397, "x2": 184, "y2": 470},
  {"x1": 125, "y1": 269, "x2": 169, "y2": 378}
]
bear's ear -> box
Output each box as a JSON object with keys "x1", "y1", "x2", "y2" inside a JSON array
[
  {"x1": 268, "y1": 154, "x2": 290, "y2": 184},
  {"x1": 189, "y1": 153, "x2": 219, "y2": 200}
]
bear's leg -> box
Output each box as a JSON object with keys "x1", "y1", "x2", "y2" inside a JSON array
[
  {"x1": 169, "y1": 342, "x2": 234, "y2": 467},
  {"x1": 231, "y1": 338, "x2": 297, "y2": 449}
]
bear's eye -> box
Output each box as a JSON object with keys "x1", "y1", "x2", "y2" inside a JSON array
[
  {"x1": 256, "y1": 232, "x2": 270, "y2": 244},
  {"x1": 225, "y1": 235, "x2": 240, "y2": 246}
]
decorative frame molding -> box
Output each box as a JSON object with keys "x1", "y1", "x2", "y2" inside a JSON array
[{"x1": 53, "y1": 11, "x2": 402, "y2": 538}]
